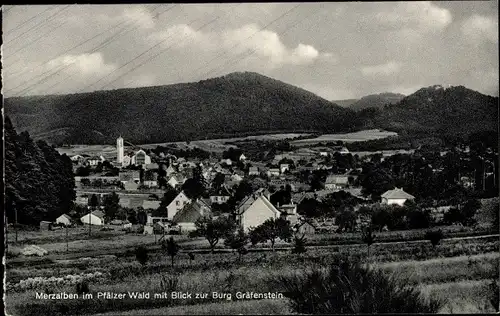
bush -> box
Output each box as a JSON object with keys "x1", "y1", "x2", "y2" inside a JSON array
[
  {"x1": 135, "y1": 246, "x2": 149, "y2": 265},
  {"x1": 272, "y1": 259, "x2": 442, "y2": 314},
  {"x1": 425, "y1": 229, "x2": 444, "y2": 248},
  {"x1": 75, "y1": 280, "x2": 90, "y2": 295}
]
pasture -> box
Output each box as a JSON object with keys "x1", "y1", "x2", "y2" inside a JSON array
[{"x1": 290, "y1": 129, "x2": 398, "y2": 146}]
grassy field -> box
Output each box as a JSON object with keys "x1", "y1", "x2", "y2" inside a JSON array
[
  {"x1": 5, "y1": 234, "x2": 499, "y2": 315},
  {"x1": 290, "y1": 129, "x2": 398, "y2": 146}
]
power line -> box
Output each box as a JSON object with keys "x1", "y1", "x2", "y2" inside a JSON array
[
  {"x1": 2, "y1": 6, "x2": 53, "y2": 37},
  {"x1": 82, "y1": 16, "x2": 204, "y2": 92},
  {"x1": 6, "y1": 5, "x2": 164, "y2": 79},
  {"x1": 188, "y1": 3, "x2": 301, "y2": 81},
  {"x1": 104, "y1": 16, "x2": 221, "y2": 90},
  {"x1": 5, "y1": 19, "x2": 70, "y2": 59},
  {"x1": 10, "y1": 5, "x2": 177, "y2": 97},
  {"x1": 4, "y1": 5, "x2": 71, "y2": 45},
  {"x1": 202, "y1": 4, "x2": 325, "y2": 79}
]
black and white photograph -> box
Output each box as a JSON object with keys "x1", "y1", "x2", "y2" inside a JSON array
[{"x1": 2, "y1": 2, "x2": 499, "y2": 315}]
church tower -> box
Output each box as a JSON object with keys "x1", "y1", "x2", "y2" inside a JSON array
[{"x1": 117, "y1": 136, "x2": 124, "y2": 164}]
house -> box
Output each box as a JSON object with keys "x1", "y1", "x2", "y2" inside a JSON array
[
  {"x1": 237, "y1": 188, "x2": 271, "y2": 215},
  {"x1": 221, "y1": 158, "x2": 232, "y2": 166},
  {"x1": 325, "y1": 174, "x2": 349, "y2": 190},
  {"x1": 172, "y1": 199, "x2": 211, "y2": 233},
  {"x1": 56, "y1": 214, "x2": 72, "y2": 226},
  {"x1": 143, "y1": 170, "x2": 158, "y2": 187},
  {"x1": 86, "y1": 156, "x2": 102, "y2": 166},
  {"x1": 236, "y1": 194, "x2": 281, "y2": 233},
  {"x1": 142, "y1": 200, "x2": 161, "y2": 210},
  {"x1": 40, "y1": 221, "x2": 53, "y2": 231},
  {"x1": 146, "y1": 215, "x2": 170, "y2": 226},
  {"x1": 280, "y1": 164, "x2": 290, "y2": 174},
  {"x1": 248, "y1": 166, "x2": 259, "y2": 176},
  {"x1": 166, "y1": 165, "x2": 177, "y2": 177},
  {"x1": 145, "y1": 163, "x2": 159, "y2": 170},
  {"x1": 239, "y1": 154, "x2": 247, "y2": 161},
  {"x1": 80, "y1": 211, "x2": 105, "y2": 226},
  {"x1": 381, "y1": 187, "x2": 415, "y2": 206},
  {"x1": 119, "y1": 170, "x2": 141, "y2": 183},
  {"x1": 295, "y1": 220, "x2": 317, "y2": 235},
  {"x1": 210, "y1": 185, "x2": 232, "y2": 204},
  {"x1": 122, "y1": 155, "x2": 132, "y2": 167},
  {"x1": 131, "y1": 150, "x2": 152, "y2": 166},
  {"x1": 319, "y1": 151, "x2": 329, "y2": 157},
  {"x1": 267, "y1": 168, "x2": 280, "y2": 177},
  {"x1": 167, "y1": 191, "x2": 192, "y2": 220},
  {"x1": 168, "y1": 174, "x2": 186, "y2": 189},
  {"x1": 278, "y1": 203, "x2": 299, "y2": 226},
  {"x1": 230, "y1": 173, "x2": 243, "y2": 183}
]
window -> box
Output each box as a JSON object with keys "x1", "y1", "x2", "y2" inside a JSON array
[{"x1": 176, "y1": 201, "x2": 180, "y2": 206}]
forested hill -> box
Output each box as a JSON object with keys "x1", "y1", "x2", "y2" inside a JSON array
[
  {"x1": 4, "y1": 117, "x2": 76, "y2": 225},
  {"x1": 349, "y1": 92, "x2": 405, "y2": 111},
  {"x1": 4, "y1": 72, "x2": 362, "y2": 145},
  {"x1": 373, "y1": 85, "x2": 498, "y2": 138}
]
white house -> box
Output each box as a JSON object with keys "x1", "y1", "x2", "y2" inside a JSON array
[
  {"x1": 280, "y1": 164, "x2": 290, "y2": 174},
  {"x1": 131, "y1": 150, "x2": 151, "y2": 166},
  {"x1": 239, "y1": 154, "x2": 247, "y2": 161},
  {"x1": 381, "y1": 187, "x2": 415, "y2": 206},
  {"x1": 267, "y1": 168, "x2": 280, "y2": 177},
  {"x1": 86, "y1": 156, "x2": 102, "y2": 166},
  {"x1": 56, "y1": 214, "x2": 72, "y2": 226},
  {"x1": 210, "y1": 185, "x2": 232, "y2": 204},
  {"x1": 248, "y1": 166, "x2": 259, "y2": 176},
  {"x1": 230, "y1": 173, "x2": 243, "y2": 183},
  {"x1": 325, "y1": 174, "x2": 349, "y2": 190},
  {"x1": 168, "y1": 174, "x2": 186, "y2": 189},
  {"x1": 237, "y1": 194, "x2": 281, "y2": 233},
  {"x1": 167, "y1": 191, "x2": 192, "y2": 220},
  {"x1": 166, "y1": 165, "x2": 177, "y2": 177},
  {"x1": 122, "y1": 155, "x2": 132, "y2": 167},
  {"x1": 172, "y1": 199, "x2": 211, "y2": 233},
  {"x1": 80, "y1": 211, "x2": 105, "y2": 226}
]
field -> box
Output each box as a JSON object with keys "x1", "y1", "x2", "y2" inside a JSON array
[
  {"x1": 56, "y1": 133, "x2": 312, "y2": 156},
  {"x1": 5, "y1": 221, "x2": 499, "y2": 315},
  {"x1": 290, "y1": 129, "x2": 398, "y2": 146}
]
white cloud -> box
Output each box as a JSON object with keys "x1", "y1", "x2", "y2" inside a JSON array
[
  {"x1": 48, "y1": 53, "x2": 117, "y2": 76},
  {"x1": 375, "y1": 2, "x2": 452, "y2": 31},
  {"x1": 461, "y1": 15, "x2": 498, "y2": 44},
  {"x1": 149, "y1": 23, "x2": 329, "y2": 68},
  {"x1": 361, "y1": 61, "x2": 402, "y2": 77},
  {"x1": 122, "y1": 7, "x2": 156, "y2": 29}
]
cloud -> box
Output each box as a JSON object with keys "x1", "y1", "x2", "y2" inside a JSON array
[
  {"x1": 375, "y1": 2, "x2": 452, "y2": 31},
  {"x1": 361, "y1": 61, "x2": 402, "y2": 77},
  {"x1": 48, "y1": 53, "x2": 117, "y2": 76},
  {"x1": 461, "y1": 15, "x2": 498, "y2": 44},
  {"x1": 122, "y1": 7, "x2": 156, "y2": 29},
  {"x1": 149, "y1": 23, "x2": 328, "y2": 68}
]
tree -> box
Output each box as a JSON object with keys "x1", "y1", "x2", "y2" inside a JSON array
[
  {"x1": 212, "y1": 172, "x2": 226, "y2": 189},
  {"x1": 461, "y1": 199, "x2": 481, "y2": 226},
  {"x1": 336, "y1": 208, "x2": 357, "y2": 232},
  {"x1": 224, "y1": 227, "x2": 249, "y2": 260},
  {"x1": 191, "y1": 216, "x2": 236, "y2": 253},
  {"x1": 89, "y1": 194, "x2": 99, "y2": 211},
  {"x1": 137, "y1": 208, "x2": 147, "y2": 225},
  {"x1": 127, "y1": 210, "x2": 138, "y2": 224},
  {"x1": 425, "y1": 229, "x2": 443, "y2": 248},
  {"x1": 182, "y1": 178, "x2": 205, "y2": 199},
  {"x1": 362, "y1": 226, "x2": 376, "y2": 262},
  {"x1": 360, "y1": 167, "x2": 395, "y2": 200},
  {"x1": 162, "y1": 236, "x2": 180, "y2": 268},
  {"x1": 292, "y1": 233, "x2": 307, "y2": 255},
  {"x1": 135, "y1": 246, "x2": 148, "y2": 265},
  {"x1": 250, "y1": 218, "x2": 293, "y2": 251},
  {"x1": 102, "y1": 192, "x2": 120, "y2": 222}
]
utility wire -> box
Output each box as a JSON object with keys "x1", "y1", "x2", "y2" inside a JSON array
[
  {"x1": 4, "y1": 5, "x2": 71, "y2": 45},
  {"x1": 105, "y1": 16, "x2": 221, "y2": 90},
  {"x1": 2, "y1": 6, "x2": 53, "y2": 37},
  {"x1": 189, "y1": 3, "x2": 301, "y2": 80},
  {"x1": 9, "y1": 5, "x2": 172, "y2": 96}
]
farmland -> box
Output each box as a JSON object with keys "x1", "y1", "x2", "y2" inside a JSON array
[{"x1": 290, "y1": 129, "x2": 398, "y2": 146}]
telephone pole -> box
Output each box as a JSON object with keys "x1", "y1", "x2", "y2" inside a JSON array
[{"x1": 14, "y1": 201, "x2": 18, "y2": 244}]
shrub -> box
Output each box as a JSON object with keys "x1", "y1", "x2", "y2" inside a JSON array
[
  {"x1": 135, "y1": 246, "x2": 149, "y2": 265},
  {"x1": 75, "y1": 280, "x2": 90, "y2": 295},
  {"x1": 272, "y1": 259, "x2": 442, "y2": 314},
  {"x1": 425, "y1": 229, "x2": 444, "y2": 248}
]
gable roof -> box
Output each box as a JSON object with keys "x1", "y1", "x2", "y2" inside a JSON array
[
  {"x1": 57, "y1": 214, "x2": 72, "y2": 221},
  {"x1": 172, "y1": 200, "x2": 211, "y2": 223},
  {"x1": 381, "y1": 187, "x2": 415, "y2": 200},
  {"x1": 325, "y1": 174, "x2": 349, "y2": 184},
  {"x1": 241, "y1": 195, "x2": 280, "y2": 217},
  {"x1": 88, "y1": 211, "x2": 105, "y2": 220}
]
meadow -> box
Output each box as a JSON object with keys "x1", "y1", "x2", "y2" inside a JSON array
[
  {"x1": 290, "y1": 129, "x2": 398, "y2": 146},
  {"x1": 5, "y1": 227, "x2": 499, "y2": 315}
]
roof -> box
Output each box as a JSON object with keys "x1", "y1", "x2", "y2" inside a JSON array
[
  {"x1": 143, "y1": 200, "x2": 161, "y2": 210},
  {"x1": 325, "y1": 175, "x2": 349, "y2": 184},
  {"x1": 57, "y1": 214, "x2": 72, "y2": 220},
  {"x1": 249, "y1": 166, "x2": 259, "y2": 172},
  {"x1": 172, "y1": 200, "x2": 211, "y2": 223},
  {"x1": 241, "y1": 195, "x2": 280, "y2": 217},
  {"x1": 236, "y1": 188, "x2": 270, "y2": 214},
  {"x1": 381, "y1": 187, "x2": 415, "y2": 200}
]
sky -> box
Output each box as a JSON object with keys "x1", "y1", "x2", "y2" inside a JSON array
[{"x1": 2, "y1": 2, "x2": 498, "y2": 100}]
